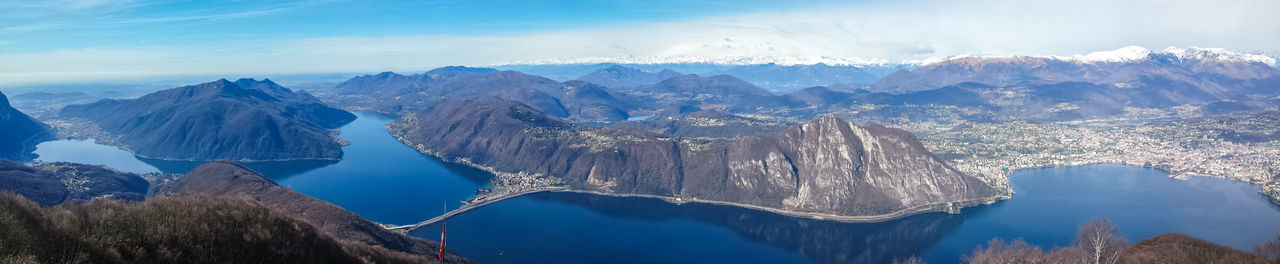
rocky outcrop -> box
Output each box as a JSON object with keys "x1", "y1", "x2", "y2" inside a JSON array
[
  {"x1": 390, "y1": 98, "x2": 1004, "y2": 220},
  {"x1": 60, "y1": 79, "x2": 355, "y2": 161},
  {"x1": 0, "y1": 91, "x2": 53, "y2": 161}
]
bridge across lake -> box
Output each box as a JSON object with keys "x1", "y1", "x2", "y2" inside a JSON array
[{"x1": 387, "y1": 187, "x2": 567, "y2": 232}]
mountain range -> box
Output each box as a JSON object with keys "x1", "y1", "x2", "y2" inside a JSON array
[
  {"x1": 575, "y1": 65, "x2": 683, "y2": 88},
  {"x1": 332, "y1": 67, "x2": 642, "y2": 123},
  {"x1": 0, "y1": 91, "x2": 53, "y2": 161},
  {"x1": 502, "y1": 63, "x2": 908, "y2": 92},
  {"x1": 872, "y1": 46, "x2": 1280, "y2": 96},
  {"x1": 59, "y1": 79, "x2": 356, "y2": 161}
]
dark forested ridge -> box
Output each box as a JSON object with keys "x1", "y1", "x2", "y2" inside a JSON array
[
  {"x1": 0, "y1": 159, "x2": 466, "y2": 263},
  {"x1": 0, "y1": 192, "x2": 435, "y2": 264},
  {"x1": 0, "y1": 91, "x2": 53, "y2": 161},
  {"x1": 0, "y1": 160, "x2": 147, "y2": 206},
  {"x1": 59, "y1": 78, "x2": 356, "y2": 161},
  {"x1": 390, "y1": 98, "x2": 1003, "y2": 219},
  {"x1": 155, "y1": 161, "x2": 467, "y2": 263}
]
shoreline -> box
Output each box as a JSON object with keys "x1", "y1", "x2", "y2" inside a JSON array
[
  {"x1": 995, "y1": 161, "x2": 1280, "y2": 205},
  {"x1": 548, "y1": 189, "x2": 1010, "y2": 224},
  {"x1": 404, "y1": 161, "x2": 1278, "y2": 226},
  {"x1": 45, "y1": 138, "x2": 345, "y2": 163}
]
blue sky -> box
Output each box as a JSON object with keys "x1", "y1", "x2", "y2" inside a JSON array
[
  {"x1": 1, "y1": 0, "x2": 1278, "y2": 85},
  {"x1": 2, "y1": 0, "x2": 842, "y2": 53}
]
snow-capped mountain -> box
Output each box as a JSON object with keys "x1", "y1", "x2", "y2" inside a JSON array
[
  {"x1": 497, "y1": 46, "x2": 1278, "y2": 92},
  {"x1": 871, "y1": 46, "x2": 1280, "y2": 97},
  {"x1": 1052, "y1": 46, "x2": 1278, "y2": 66}
]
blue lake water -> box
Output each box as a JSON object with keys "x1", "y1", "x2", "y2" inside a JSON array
[
  {"x1": 32, "y1": 114, "x2": 1280, "y2": 264},
  {"x1": 35, "y1": 113, "x2": 488, "y2": 225}
]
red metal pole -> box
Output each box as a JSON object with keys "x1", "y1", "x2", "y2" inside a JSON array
[
  {"x1": 438, "y1": 221, "x2": 446, "y2": 261},
  {"x1": 439, "y1": 203, "x2": 447, "y2": 262}
]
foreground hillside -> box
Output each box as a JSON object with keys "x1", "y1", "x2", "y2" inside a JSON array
[
  {"x1": 0, "y1": 160, "x2": 148, "y2": 206},
  {"x1": 154, "y1": 161, "x2": 467, "y2": 262},
  {"x1": 0, "y1": 160, "x2": 467, "y2": 263},
  {"x1": 59, "y1": 79, "x2": 356, "y2": 161},
  {"x1": 0, "y1": 91, "x2": 53, "y2": 161},
  {"x1": 390, "y1": 98, "x2": 1004, "y2": 220},
  {"x1": 0, "y1": 192, "x2": 428, "y2": 264},
  {"x1": 958, "y1": 219, "x2": 1279, "y2": 264}
]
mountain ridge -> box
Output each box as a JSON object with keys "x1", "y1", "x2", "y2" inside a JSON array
[
  {"x1": 60, "y1": 79, "x2": 356, "y2": 161},
  {"x1": 389, "y1": 98, "x2": 1005, "y2": 220},
  {"x1": 0, "y1": 91, "x2": 53, "y2": 161}
]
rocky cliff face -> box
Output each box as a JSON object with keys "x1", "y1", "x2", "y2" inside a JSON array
[
  {"x1": 60, "y1": 79, "x2": 355, "y2": 161},
  {"x1": 391, "y1": 98, "x2": 1004, "y2": 219},
  {"x1": 0, "y1": 91, "x2": 53, "y2": 161}
]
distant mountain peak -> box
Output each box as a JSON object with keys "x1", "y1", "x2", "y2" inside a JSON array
[
  {"x1": 1160, "y1": 46, "x2": 1278, "y2": 66},
  {"x1": 1058, "y1": 45, "x2": 1152, "y2": 63},
  {"x1": 505, "y1": 54, "x2": 892, "y2": 67},
  {"x1": 424, "y1": 66, "x2": 499, "y2": 79},
  {"x1": 916, "y1": 46, "x2": 1278, "y2": 67},
  {"x1": 575, "y1": 65, "x2": 683, "y2": 88}
]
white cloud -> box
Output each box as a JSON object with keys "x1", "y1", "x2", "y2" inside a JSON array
[{"x1": 2, "y1": 0, "x2": 1278, "y2": 85}]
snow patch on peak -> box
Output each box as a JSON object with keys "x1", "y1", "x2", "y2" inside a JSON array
[
  {"x1": 1161, "y1": 46, "x2": 1277, "y2": 67},
  {"x1": 1058, "y1": 46, "x2": 1152, "y2": 63},
  {"x1": 900, "y1": 54, "x2": 974, "y2": 66}
]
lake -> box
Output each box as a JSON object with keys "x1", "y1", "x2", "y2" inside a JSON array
[
  {"x1": 35, "y1": 113, "x2": 490, "y2": 225},
  {"x1": 33, "y1": 114, "x2": 1280, "y2": 264}
]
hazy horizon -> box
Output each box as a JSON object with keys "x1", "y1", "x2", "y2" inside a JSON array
[{"x1": 2, "y1": 0, "x2": 1278, "y2": 85}]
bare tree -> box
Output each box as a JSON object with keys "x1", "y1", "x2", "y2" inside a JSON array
[
  {"x1": 965, "y1": 238, "x2": 1045, "y2": 264},
  {"x1": 1257, "y1": 234, "x2": 1280, "y2": 263},
  {"x1": 1075, "y1": 219, "x2": 1127, "y2": 264},
  {"x1": 893, "y1": 256, "x2": 926, "y2": 264},
  {"x1": 1042, "y1": 247, "x2": 1084, "y2": 264}
]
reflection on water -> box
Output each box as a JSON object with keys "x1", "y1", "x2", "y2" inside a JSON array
[
  {"x1": 415, "y1": 164, "x2": 1280, "y2": 264},
  {"x1": 412, "y1": 191, "x2": 975, "y2": 264},
  {"x1": 537, "y1": 192, "x2": 976, "y2": 264}
]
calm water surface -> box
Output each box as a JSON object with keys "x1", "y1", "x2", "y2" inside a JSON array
[
  {"x1": 35, "y1": 113, "x2": 488, "y2": 225},
  {"x1": 33, "y1": 114, "x2": 1280, "y2": 264}
]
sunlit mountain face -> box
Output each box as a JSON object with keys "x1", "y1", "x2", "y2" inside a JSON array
[{"x1": 3, "y1": 1, "x2": 1280, "y2": 263}]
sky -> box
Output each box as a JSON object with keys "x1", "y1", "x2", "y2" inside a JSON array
[{"x1": 1, "y1": 0, "x2": 1278, "y2": 85}]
